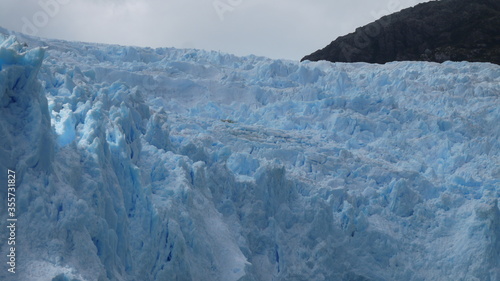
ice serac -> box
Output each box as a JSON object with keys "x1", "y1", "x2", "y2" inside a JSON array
[
  {"x1": 0, "y1": 28, "x2": 499, "y2": 281},
  {"x1": 0, "y1": 35, "x2": 51, "y2": 174},
  {"x1": 0, "y1": 38, "x2": 55, "y2": 280}
]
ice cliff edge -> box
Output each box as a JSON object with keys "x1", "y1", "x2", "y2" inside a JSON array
[{"x1": 0, "y1": 30, "x2": 499, "y2": 281}]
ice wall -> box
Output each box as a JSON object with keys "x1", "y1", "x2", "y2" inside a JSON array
[{"x1": 0, "y1": 30, "x2": 499, "y2": 281}]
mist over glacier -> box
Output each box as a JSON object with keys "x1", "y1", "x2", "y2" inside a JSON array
[{"x1": 0, "y1": 28, "x2": 499, "y2": 281}]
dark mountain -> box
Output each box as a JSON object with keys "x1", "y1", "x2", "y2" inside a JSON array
[{"x1": 301, "y1": 0, "x2": 500, "y2": 65}]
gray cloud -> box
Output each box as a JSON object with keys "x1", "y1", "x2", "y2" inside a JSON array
[{"x1": 0, "y1": 0, "x2": 430, "y2": 60}]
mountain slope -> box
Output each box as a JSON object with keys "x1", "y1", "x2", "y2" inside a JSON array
[
  {"x1": 0, "y1": 28, "x2": 499, "y2": 281},
  {"x1": 302, "y1": 0, "x2": 500, "y2": 65}
]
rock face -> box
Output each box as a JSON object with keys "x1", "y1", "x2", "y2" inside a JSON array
[{"x1": 302, "y1": 0, "x2": 500, "y2": 65}]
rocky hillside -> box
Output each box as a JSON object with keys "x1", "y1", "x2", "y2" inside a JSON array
[{"x1": 302, "y1": 0, "x2": 500, "y2": 65}]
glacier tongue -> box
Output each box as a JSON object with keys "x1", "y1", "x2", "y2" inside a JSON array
[{"x1": 0, "y1": 29, "x2": 499, "y2": 281}]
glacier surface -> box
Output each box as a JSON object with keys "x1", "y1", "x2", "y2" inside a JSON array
[{"x1": 0, "y1": 27, "x2": 499, "y2": 281}]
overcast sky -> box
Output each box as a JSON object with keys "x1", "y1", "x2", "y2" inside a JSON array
[{"x1": 0, "y1": 0, "x2": 430, "y2": 60}]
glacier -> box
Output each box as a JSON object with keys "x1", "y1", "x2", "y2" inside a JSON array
[{"x1": 0, "y1": 27, "x2": 499, "y2": 281}]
